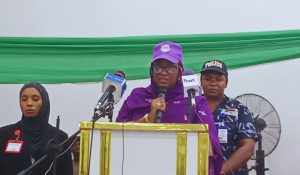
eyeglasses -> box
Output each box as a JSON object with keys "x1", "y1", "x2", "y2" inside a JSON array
[{"x1": 152, "y1": 64, "x2": 179, "y2": 74}]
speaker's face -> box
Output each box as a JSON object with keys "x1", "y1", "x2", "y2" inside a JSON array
[{"x1": 152, "y1": 59, "x2": 180, "y2": 89}]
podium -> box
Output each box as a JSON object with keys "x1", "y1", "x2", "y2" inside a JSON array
[{"x1": 79, "y1": 122, "x2": 209, "y2": 175}]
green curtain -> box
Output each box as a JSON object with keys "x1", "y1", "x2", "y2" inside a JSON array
[{"x1": 1, "y1": 29, "x2": 300, "y2": 84}]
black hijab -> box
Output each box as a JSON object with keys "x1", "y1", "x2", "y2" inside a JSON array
[{"x1": 19, "y1": 82, "x2": 50, "y2": 159}]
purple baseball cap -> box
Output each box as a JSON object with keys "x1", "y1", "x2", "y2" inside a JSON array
[{"x1": 152, "y1": 41, "x2": 183, "y2": 64}]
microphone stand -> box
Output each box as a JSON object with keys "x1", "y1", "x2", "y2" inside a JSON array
[
  {"x1": 106, "y1": 94, "x2": 114, "y2": 122},
  {"x1": 17, "y1": 155, "x2": 48, "y2": 175},
  {"x1": 52, "y1": 116, "x2": 61, "y2": 175},
  {"x1": 17, "y1": 116, "x2": 63, "y2": 175},
  {"x1": 186, "y1": 99, "x2": 194, "y2": 124},
  {"x1": 17, "y1": 95, "x2": 115, "y2": 175},
  {"x1": 87, "y1": 93, "x2": 114, "y2": 174}
]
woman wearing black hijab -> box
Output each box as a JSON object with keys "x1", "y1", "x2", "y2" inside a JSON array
[{"x1": 0, "y1": 82, "x2": 73, "y2": 175}]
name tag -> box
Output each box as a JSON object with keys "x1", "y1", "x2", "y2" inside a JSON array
[
  {"x1": 218, "y1": 128, "x2": 228, "y2": 143},
  {"x1": 5, "y1": 140, "x2": 23, "y2": 153},
  {"x1": 224, "y1": 108, "x2": 238, "y2": 117}
]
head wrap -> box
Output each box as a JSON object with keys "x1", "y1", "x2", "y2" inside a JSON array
[{"x1": 19, "y1": 82, "x2": 50, "y2": 159}]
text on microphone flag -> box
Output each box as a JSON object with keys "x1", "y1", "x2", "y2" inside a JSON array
[{"x1": 102, "y1": 72, "x2": 127, "y2": 104}]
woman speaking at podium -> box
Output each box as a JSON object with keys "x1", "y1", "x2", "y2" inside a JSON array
[
  {"x1": 116, "y1": 41, "x2": 223, "y2": 175},
  {"x1": 0, "y1": 82, "x2": 73, "y2": 175}
]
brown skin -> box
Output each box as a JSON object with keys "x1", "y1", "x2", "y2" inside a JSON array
[
  {"x1": 201, "y1": 71, "x2": 255, "y2": 174},
  {"x1": 20, "y1": 87, "x2": 42, "y2": 118},
  {"x1": 221, "y1": 138, "x2": 256, "y2": 175},
  {"x1": 136, "y1": 59, "x2": 180, "y2": 123},
  {"x1": 71, "y1": 137, "x2": 80, "y2": 162},
  {"x1": 201, "y1": 71, "x2": 227, "y2": 110},
  {"x1": 152, "y1": 59, "x2": 180, "y2": 89}
]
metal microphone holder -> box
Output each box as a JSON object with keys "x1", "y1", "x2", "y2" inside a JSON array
[
  {"x1": 52, "y1": 116, "x2": 61, "y2": 175},
  {"x1": 17, "y1": 94, "x2": 115, "y2": 175},
  {"x1": 17, "y1": 116, "x2": 63, "y2": 175},
  {"x1": 105, "y1": 94, "x2": 114, "y2": 122}
]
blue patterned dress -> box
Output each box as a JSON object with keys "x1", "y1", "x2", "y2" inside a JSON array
[{"x1": 213, "y1": 95, "x2": 257, "y2": 175}]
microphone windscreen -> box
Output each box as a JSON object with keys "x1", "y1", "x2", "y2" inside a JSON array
[
  {"x1": 102, "y1": 71, "x2": 127, "y2": 104},
  {"x1": 181, "y1": 70, "x2": 200, "y2": 98},
  {"x1": 114, "y1": 71, "x2": 125, "y2": 78},
  {"x1": 158, "y1": 86, "x2": 167, "y2": 98},
  {"x1": 156, "y1": 86, "x2": 167, "y2": 123}
]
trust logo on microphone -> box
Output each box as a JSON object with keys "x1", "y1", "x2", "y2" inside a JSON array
[{"x1": 183, "y1": 78, "x2": 195, "y2": 83}]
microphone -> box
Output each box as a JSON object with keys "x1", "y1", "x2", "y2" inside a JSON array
[
  {"x1": 156, "y1": 86, "x2": 167, "y2": 123},
  {"x1": 182, "y1": 70, "x2": 200, "y2": 107},
  {"x1": 94, "y1": 71, "x2": 127, "y2": 115}
]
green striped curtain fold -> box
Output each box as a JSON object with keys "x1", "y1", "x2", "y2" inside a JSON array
[{"x1": 1, "y1": 29, "x2": 300, "y2": 84}]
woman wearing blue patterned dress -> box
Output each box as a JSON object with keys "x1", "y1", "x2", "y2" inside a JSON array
[{"x1": 200, "y1": 60, "x2": 257, "y2": 175}]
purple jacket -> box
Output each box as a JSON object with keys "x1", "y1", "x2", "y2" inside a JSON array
[{"x1": 116, "y1": 80, "x2": 223, "y2": 175}]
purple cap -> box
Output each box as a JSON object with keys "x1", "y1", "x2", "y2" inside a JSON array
[{"x1": 152, "y1": 41, "x2": 183, "y2": 64}]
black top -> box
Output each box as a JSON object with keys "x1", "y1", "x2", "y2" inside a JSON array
[{"x1": 0, "y1": 121, "x2": 73, "y2": 175}]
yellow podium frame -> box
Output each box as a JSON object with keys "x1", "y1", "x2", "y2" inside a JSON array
[{"x1": 79, "y1": 122, "x2": 209, "y2": 175}]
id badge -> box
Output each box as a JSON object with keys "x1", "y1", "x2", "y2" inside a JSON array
[
  {"x1": 218, "y1": 128, "x2": 228, "y2": 144},
  {"x1": 5, "y1": 140, "x2": 24, "y2": 153}
]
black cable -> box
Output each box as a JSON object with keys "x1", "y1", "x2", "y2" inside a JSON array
[
  {"x1": 45, "y1": 136, "x2": 78, "y2": 174},
  {"x1": 87, "y1": 94, "x2": 114, "y2": 174},
  {"x1": 86, "y1": 120, "x2": 96, "y2": 175},
  {"x1": 121, "y1": 123, "x2": 125, "y2": 175}
]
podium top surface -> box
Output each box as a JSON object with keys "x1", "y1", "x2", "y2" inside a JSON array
[{"x1": 79, "y1": 121, "x2": 209, "y2": 133}]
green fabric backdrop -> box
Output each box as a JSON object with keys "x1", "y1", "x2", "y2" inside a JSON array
[{"x1": 1, "y1": 29, "x2": 300, "y2": 84}]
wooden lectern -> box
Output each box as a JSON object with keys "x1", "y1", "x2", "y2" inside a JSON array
[{"x1": 79, "y1": 122, "x2": 209, "y2": 175}]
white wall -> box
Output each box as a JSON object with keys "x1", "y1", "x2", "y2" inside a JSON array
[
  {"x1": 1, "y1": 58, "x2": 299, "y2": 174},
  {"x1": 0, "y1": 0, "x2": 300, "y2": 37}
]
